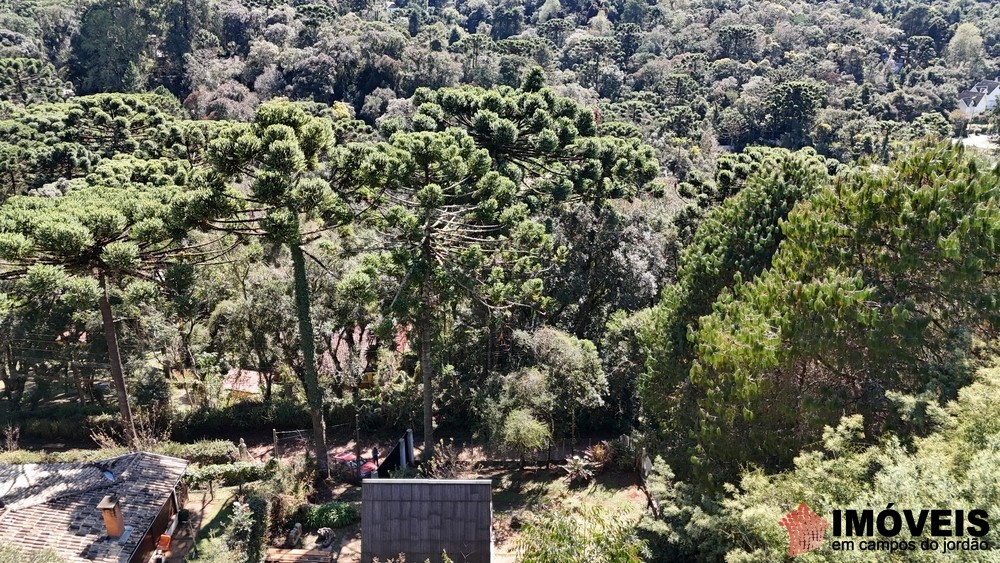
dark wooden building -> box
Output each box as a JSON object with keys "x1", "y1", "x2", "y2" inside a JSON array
[{"x1": 361, "y1": 479, "x2": 492, "y2": 563}]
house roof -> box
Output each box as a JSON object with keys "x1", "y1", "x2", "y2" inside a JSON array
[
  {"x1": 975, "y1": 80, "x2": 1000, "y2": 94},
  {"x1": 0, "y1": 452, "x2": 188, "y2": 562},
  {"x1": 222, "y1": 368, "x2": 263, "y2": 394},
  {"x1": 959, "y1": 90, "x2": 984, "y2": 106}
]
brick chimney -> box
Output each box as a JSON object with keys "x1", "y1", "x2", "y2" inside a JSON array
[{"x1": 97, "y1": 495, "x2": 125, "y2": 538}]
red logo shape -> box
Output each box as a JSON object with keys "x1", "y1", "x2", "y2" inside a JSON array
[{"x1": 779, "y1": 502, "x2": 827, "y2": 556}]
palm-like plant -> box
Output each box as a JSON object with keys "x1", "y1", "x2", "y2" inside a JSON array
[{"x1": 561, "y1": 454, "x2": 594, "y2": 485}]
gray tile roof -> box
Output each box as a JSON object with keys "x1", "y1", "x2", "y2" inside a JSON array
[
  {"x1": 959, "y1": 90, "x2": 984, "y2": 105},
  {"x1": 975, "y1": 80, "x2": 1000, "y2": 94},
  {"x1": 0, "y1": 452, "x2": 188, "y2": 562}
]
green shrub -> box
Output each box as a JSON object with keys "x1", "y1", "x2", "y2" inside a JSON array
[
  {"x1": 171, "y1": 400, "x2": 317, "y2": 441},
  {"x1": 609, "y1": 437, "x2": 638, "y2": 472},
  {"x1": 304, "y1": 502, "x2": 359, "y2": 530},
  {"x1": 267, "y1": 495, "x2": 307, "y2": 538},
  {"x1": 5, "y1": 403, "x2": 113, "y2": 442},
  {"x1": 22, "y1": 417, "x2": 90, "y2": 441},
  {"x1": 422, "y1": 439, "x2": 466, "y2": 479},
  {"x1": 185, "y1": 462, "x2": 269, "y2": 488},
  {"x1": 0, "y1": 450, "x2": 49, "y2": 464},
  {"x1": 250, "y1": 457, "x2": 312, "y2": 498},
  {"x1": 0, "y1": 447, "x2": 130, "y2": 465},
  {"x1": 388, "y1": 466, "x2": 420, "y2": 479},
  {"x1": 224, "y1": 501, "x2": 255, "y2": 552},
  {"x1": 52, "y1": 447, "x2": 130, "y2": 462},
  {"x1": 586, "y1": 437, "x2": 637, "y2": 473},
  {"x1": 156, "y1": 440, "x2": 239, "y2": 464},
  {"x1": 500, "y1": 408, "x2": 550, "y2": 460},
  {"x1": 187, "y1": 536, "x2": 241, "y2": 563},
  {"x1": 217, "y1": 496, "x2": 270, "y2": 563},
  {"x1": 245, "y1": 496, "x2": 270, "y2": 563},
  {"x1": 0, "y1": 440, "x2": 238, "y2": 466}
]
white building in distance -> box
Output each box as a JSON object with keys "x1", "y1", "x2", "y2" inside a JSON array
[{"x1": 958, "y1": 79, "x2": 1000, "y2": 118}]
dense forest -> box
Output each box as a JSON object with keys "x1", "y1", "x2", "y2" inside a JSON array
[{"x1": 1, "y1": 0, "x2": 1000, "y2": 560}]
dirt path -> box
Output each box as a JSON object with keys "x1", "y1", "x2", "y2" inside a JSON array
[{"x1": 958, "y1": 134, "x2": 998, "y2": 150}]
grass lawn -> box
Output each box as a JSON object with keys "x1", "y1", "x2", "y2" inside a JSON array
[
  {"x1": 185, "y1": 486, "x2": 241, "y2": 560},
  {"x1": 493, "y1": 466, "x2": 644, "y2": 513}
]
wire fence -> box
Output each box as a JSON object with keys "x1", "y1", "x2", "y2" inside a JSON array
[
  {"x1": 272, "y1": 423, "x2": 353, "y2": 459},
  {"x1": 272, "y1": 428, "x2": 312, "y2": 459}
]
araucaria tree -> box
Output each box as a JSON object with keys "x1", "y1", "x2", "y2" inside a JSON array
[
  {"x1": 370, "y1": 127, "x2": 548, "y2": 459},
  {"x1": 371, "y1": 70, "x2": 659, "y2": 459},
  {"x1": 206, "y1": 100, "x2": 359, "y2": 474},
  {"x1": 0, "y1": 158, "x2": 221, "y2": 447}
]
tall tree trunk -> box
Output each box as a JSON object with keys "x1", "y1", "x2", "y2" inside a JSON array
[
  {"x1": 289, "y1": 243, "x2": 329, "y2": 476},
  {"x1": 252, "y1": 338, "x2": 273, "y2": 403},
  {"x1": 98, "y1": 271, "x2": 137, "y2": 447},
  {"x1": 417, "y1": 289, "x2": 435, "y2": 461},
  {"x1": 263, "y1": 371, "x2": 273, "y2": 403},
  {"x1": 571, "y1": 407, "x2": 576, "y2": 456},
  {"x1": 162, "y1": 354, "x2": 173, "y2": 413},
  {"x1": 71, "y1": 360, "x2": 87, "y2": 405},
  {"x1": 417, "y1": 228, "x2": 436, "y2": 461},
  {"x1": 572, "y1": 202, "x2": 607, "y2": 338}
]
